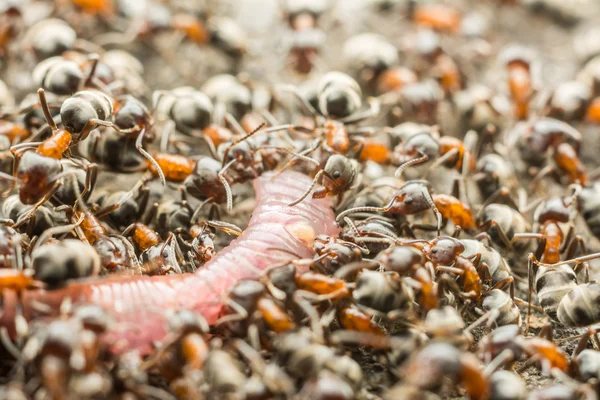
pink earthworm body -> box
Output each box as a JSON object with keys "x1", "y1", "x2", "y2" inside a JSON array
[{"x1": 0, "y1": 171, "x2": 339, "y2": 352}]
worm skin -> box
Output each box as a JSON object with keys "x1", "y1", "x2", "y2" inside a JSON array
[{"x1": 0, "y1": 171, "x2": 339, "y2": 353}]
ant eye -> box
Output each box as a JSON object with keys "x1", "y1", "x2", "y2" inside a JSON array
[{"x1": 333, "y1": 171, "x2": 341, "y2": 179}]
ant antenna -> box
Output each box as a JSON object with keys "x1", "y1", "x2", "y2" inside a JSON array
[
  {"x1": 221, "y1": 123, "x2": 266, "y2": 168},
  {"x1": 395, "y1": 153, "x2": 429, "y2": 178},
  {"x1": 288, "y1": 170, "x2": 323, "y2": 207},
  {"x1": 37, "y1": 89, "x2": 57, "y2": 131},
  {"x1": 219, "y1": 159, "x2": 236, "y2": 212},
  {"x1": 135, "y1": 127, "x2": 166, "y2": 186}
]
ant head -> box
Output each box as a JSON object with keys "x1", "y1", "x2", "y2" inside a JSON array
[
  {"x1": 323, "y1": 155, "x2": 356, "y2": 192},
  {"x1": 424, "y1": 236, "x2": 464, "y2": 265}
]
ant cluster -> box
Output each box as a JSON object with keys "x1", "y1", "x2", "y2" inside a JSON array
[{"x1": 2, "y1": 0, "x2": 600, "y2": 399}]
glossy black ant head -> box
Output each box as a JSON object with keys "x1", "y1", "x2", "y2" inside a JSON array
[
  {"x1": 183, "y1": 157, "x2": 228, "y2": 203},
  {"x1": 33, "y1": 57, "x2": 83, "y2": 96},
  {"x1": 534, "y1": 197, "x2": 573, "y2": 224},
  {"x1": 113, "y1": 96, "x2": 151, "y2": 131},
  {"x1": 202, "y1": 75, "x2": 252, "y2": 121},
  {"x1": 423, "y1": 236, "x2": 465, "y2": 265},
  {"x1": 27, "y1": 19, "x2": 77, "y2": 60},
  {"x1": 60, "y1": 90, "x2": 113, "y2": 138},
  {"x1": 318, "y1": 72, "x2": 362, "y2": 119},
  {"x1": 16, "y1": 151, "x2": 62, "y2": 205},
  {"x1": 169, "y1": 91, "x2": 213, "y2": 134},
  {"x1": 322, "y1": 155, "x2": 356, "y2": 192}
]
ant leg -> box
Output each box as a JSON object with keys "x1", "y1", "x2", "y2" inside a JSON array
[
  {"x1": 560, "y1": 226, "x2": 574, "y2": 253},
  {"x1": 293, "y1": 291, "x2": 325, "y2": 344},
  {"x1": 484, "y1": 349, "x2": 515, "y2": 376},
  {"x1": 573, "y1": 261, "x2": 590, "y2": 284},
  {"x1": 424, "y1": 148, "x2": 459, "y2": 178},
  {"x1": 565, "y1": 234, "x2": 586, "y2": 260},
  {"x1": 269, "y1": 138, "x2": 322, "y2": 182},
  {"x1": 274, "y1": 84, "x2": 321, "y2": 119},
  {"x1": 484, "y1": 220, "x2": 513, "y2": 249},
  {"x1": 423, "y1": 189, "x2": 442, "y2": 237},
  {"x1": 526, "y1": 254, "x2": 536, "y2": 331},
  {"x1": 340, "y1": 97, "x2": 381, "y2": 125},
  {"x1": 214, "y1": 299, "x2": 248, "y2": 327},
  {"x1": 530, "y1": 165, "x2": 560, "y2": 189},
  {"x1": 224, "y1": 113, "x2": 248, "y2": 137},
  {"x1": 76, "y1": 162, "x2": 98, "y2": 207},
  {"x1": 479, "y1": 187, "x2": 519, "y2": 211},
  {"x1": 288, "y1": 170, "x2": 323, "y2": 207},
  {"x1": 83, "y1": 53, "x2": 100, "y2": 89},
  {"x1": 142, "y1": 202, "x2": 159, "y2": 226},
  {"x1": 135, "y1": 127, "x2": 166, "y2": 186},
  {"x1": 473, "y1": 232, "x2": 492, "y2": 245}
]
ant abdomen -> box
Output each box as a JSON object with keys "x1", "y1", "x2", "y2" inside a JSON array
[{"x1": 557, "y1": 282, "x2": 600, "y2": 326}]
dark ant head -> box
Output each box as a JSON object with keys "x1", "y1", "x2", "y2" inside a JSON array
[
  {"x1": 387, "y1": 180, "x2": 433, "y2": 215},
  {"x1": 322, "y1": 155, "x2": 356, "y2": 192},
  {"x1": 60, "y1": 90, "x2": 113, "y2": 138},
  {"x1": 393, "y1": 131, "x2": 440, "y2": 165},
  {"x1": 170, "y1": 91, "x2": 213, "y2": 134},
  {"x1": 534, "y1": 197, "x2": 573, "y2": 224},
  {"x1": 33, "y1": 57, "x2": 83, "y2": 96},
  {"x1": 16, "y1": 151, "x2": 62, "y2": 205},
  {"x1": 318, "y1": 72, "x2": 362, "y2": 119},
  {"x1": 379, "y1": 245, "x2": 425, "y2": 274},
  {"x1": 86, "y1": 129, "x2": 145, "y2": 171},
  {"x1": 113, "y1": 96, "x2": 151, "y2": 131},
  {"x1": 28, "y1": 19, "x2": 77, "y2": 60},
  {"x1": 183, "y1": 156, "x2": 228, "y2": 204},
  {"x1": 423, "y1": 236, "x2": 465, "y2": 265}
]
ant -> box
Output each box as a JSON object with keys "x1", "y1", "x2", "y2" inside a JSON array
[
  {"x1": 337, "y1": 179, "x2": 475, "y2": 235},
  {"x1": 480, "y1": 324, "x2": 569, "y2": 378},
  {"x1": 402, "y1": 342, "x2": 488, "y2": 400},
  {"x1": 272, "y1": 72, "x2": 380, "y2": 158},
  {"x1": 501, "y1": 46, "x2": 534, "y2": 120}
]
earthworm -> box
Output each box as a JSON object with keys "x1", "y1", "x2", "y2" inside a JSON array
[{"x1": 0, "y1": 171, "x2": 339, "y2": 353}]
